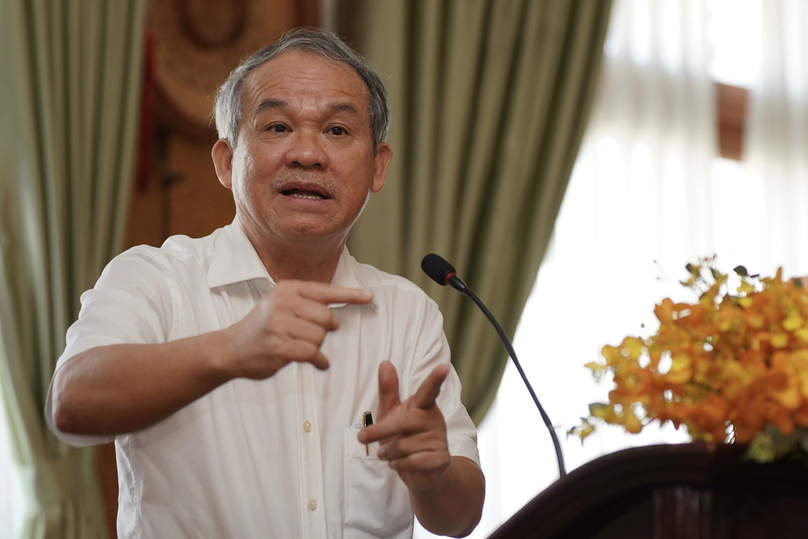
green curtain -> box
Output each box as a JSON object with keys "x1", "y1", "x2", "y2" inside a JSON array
[
  {"x1": 344, "y1": 0, "x2": 612, "y2": 424},
  {"x1": 0, "y1": 0, "x2": 146, "y2": 537}
]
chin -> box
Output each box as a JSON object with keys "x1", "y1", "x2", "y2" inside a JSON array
[{"x1": 278, "y1": 226, "x2": 348, "y2": 245}]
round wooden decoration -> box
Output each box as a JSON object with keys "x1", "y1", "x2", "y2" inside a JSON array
[{"x1": 149, "y1": 0, "x2": 296, "y2": 133}]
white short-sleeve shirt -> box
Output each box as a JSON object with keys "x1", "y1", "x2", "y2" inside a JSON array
[{"x1": 45, "y1": 219, "x2": 479, "y2": 539}]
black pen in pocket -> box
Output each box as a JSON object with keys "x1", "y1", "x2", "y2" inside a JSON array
[{"x1": 362, "y1": 411, "x2": 373, "y2": 456}]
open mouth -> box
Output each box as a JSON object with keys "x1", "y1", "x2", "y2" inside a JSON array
[{"x1": 282, "y1": 188, "x2": 329, "y2": 200}]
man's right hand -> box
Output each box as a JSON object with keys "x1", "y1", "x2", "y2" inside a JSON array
[
  {"x1": 51, "y1": 280, "x2": 372, "y2": 436},
  {"x1": 223, "y1": 280, "x2": 373, "y2": 379}
]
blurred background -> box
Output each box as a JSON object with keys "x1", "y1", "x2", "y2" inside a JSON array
[{"x1": 1, "y1": 0, "x2": 806, "y2": 538}]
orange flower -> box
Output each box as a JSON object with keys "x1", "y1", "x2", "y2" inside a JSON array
[
  {"x1": 766, "y1": 403, "x2": 795, "y2": 436},
  {"x1": 794, "y1": 401, "x2": 808, "y2": 427},
  {"x1": 572, "y1": 260, "x2": 808, "y2": 452}
]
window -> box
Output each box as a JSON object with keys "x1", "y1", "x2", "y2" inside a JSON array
[{"x1": 416, "y1": 1, "x2": 808, "y2": 537}]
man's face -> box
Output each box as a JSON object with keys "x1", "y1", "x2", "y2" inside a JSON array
[{"x1": 212, "y1": 50, "x2": 391, "y2": 246}]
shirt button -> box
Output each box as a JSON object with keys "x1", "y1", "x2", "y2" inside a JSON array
[
  {"x1": 303, "y1": 420, "x2": 312, "y2": 433},
  {"x1": 308, "y1": 499, "x2": 318, "y2": 511}
]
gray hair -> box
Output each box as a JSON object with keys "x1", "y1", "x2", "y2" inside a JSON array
[{"x1": 213, "y1": 28, "x2": 390, "y2": 154}]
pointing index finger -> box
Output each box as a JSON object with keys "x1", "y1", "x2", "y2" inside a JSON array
[
  {"x1": 296, "y1": 282, "x2": 374, "y2": 305},
  {"x1": 412, "y1": 364, "x2": 449, "y2": 410}
]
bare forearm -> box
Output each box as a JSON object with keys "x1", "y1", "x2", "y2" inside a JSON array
[
  {"x1": 51, "y1": 282, "x2": 373, "y2": 438},
  {"x1": 52, "y1": 331, "x2": 234, "y2": 436},
  {"x1": 410, "y1": 456, "x2": 485, "y2": 537}
]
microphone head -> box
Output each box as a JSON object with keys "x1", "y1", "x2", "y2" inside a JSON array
[{"x1": 421, "y1": 253, "x2": 457, "y2": 286}]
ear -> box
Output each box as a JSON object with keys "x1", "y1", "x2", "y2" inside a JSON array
[
  {"x1": 211, "y1": 139, "x2": 234, "y2": 189},
  {"x1": 371, "y1": 142, "x2": 392, "y2": 194}
]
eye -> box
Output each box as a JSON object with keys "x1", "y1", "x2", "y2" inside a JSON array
[
  {"x1": 329, "y1": 126, "x2": 346, "y2": 136},
  {"x1": 267, "y1": 124, "x2": 287, "y2": 133}
]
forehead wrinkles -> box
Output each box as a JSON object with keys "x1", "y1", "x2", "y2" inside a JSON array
[{"x1": 242, "y1": 53, "x2": 371, "y2": 126}]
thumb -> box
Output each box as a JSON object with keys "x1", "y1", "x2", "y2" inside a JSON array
[{"x1": 377, "y1": 361, "x2": 401, "y2": 419}]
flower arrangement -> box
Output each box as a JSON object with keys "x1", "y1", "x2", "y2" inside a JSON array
[{"x1": 571, "y1": 258, "x2": 808, "y2": 462}]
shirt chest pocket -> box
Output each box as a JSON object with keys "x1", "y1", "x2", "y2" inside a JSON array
[{"x1": 343, "y1": 428, "x2": 414, "y2": 539}]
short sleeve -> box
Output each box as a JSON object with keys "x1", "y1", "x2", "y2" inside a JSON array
[
  {"x1": 45, "y1": 246, "x2": 176, "y2": 447},
  {"x1": 407, "y1": 301, "x2": 480, "y2": 466}
]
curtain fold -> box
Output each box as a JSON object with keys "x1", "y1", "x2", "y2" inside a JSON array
[
  {"x1": 343, "y1": 0, "x2": 612, "y2": 423},
  {"x1": 474, "y1": 1, "x2": 716, "y2": 525},
  {"x1": 0, "y1": 0, "x2": 146, "y2": 537}
]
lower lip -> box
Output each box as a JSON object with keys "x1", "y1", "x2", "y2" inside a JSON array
[{"x1": 282, "y1": 194, "x2": 332, "y2": 207}]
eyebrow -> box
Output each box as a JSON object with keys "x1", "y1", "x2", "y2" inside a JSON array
[
  {"x1": 327, "y1": 102, "x2": 360, "y2": 116},
  {"x1": 253, "y1": 99, "x2": 361, "y2": 117},
  {"x1": 254, "y1": 98, "x2": 289, "y2": 114}
]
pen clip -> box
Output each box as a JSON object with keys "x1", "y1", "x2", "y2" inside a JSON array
[{"x1": 362, "y1": 411, "x2": 373, "y2": 455}]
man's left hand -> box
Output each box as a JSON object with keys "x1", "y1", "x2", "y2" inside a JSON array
[{"x1": 357, "y1": 361, "x2": 451, "y2": 493}]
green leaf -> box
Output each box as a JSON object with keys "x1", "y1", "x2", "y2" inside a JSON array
[
  {"x1": 745, "y1": 432, "x2": 775, "y2": 463},
  {"x1": 734, "y1": 265, "x2": 748, "y2": 277}
]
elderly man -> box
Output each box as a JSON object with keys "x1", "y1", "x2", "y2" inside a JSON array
[{"x1": 47, "y1": 29, "x2": 484, "y2": 539}]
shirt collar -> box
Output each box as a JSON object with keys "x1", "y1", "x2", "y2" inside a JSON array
[
  {"x1": 329, "y1": 246, "x2": 379, "y2": 312},
  {"x1": 206, "y1": 218, "x2": 271, "y2": 289},
  {"x1": 207, "y1": 218, "x2": 379, "y2": 311}
]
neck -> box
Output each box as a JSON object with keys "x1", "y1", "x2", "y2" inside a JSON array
[{"x1": 239, "y1": 220, "x2": 347, "y2": 284}]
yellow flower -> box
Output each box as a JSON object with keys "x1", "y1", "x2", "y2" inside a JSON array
[
  {"x1": 664, "y1": 353, "x2": 693, "y2": 384},
  {"x1": 622, "y1": 337, "x2": 645, "y2": 360},
  {"x1": 577, "y1": 260, "x2": 808, "y2": 455},
  {"x1": 771, "y1": 333, "x2": 789, "y2": 348},
  {"x1": 589, "y1": 403, "x2": 616, "y2": 422},
  {"x1": 748, "y1": 314, "x2": 765, "y2": 328},
  {"x1": 622, "y1": 406, "x2": 642, "y2": 434},
  {"x1": 783, "y1": 314, "x2": 803, "y2": 332},
  {"x1": 568, "y1": 418, "x2": 595, "y2": 441},
  {"x1": 738, "y1": 281, "x2": 754, "y2": 294}
]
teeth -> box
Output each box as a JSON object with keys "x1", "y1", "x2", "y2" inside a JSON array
[{"x1": 290, "y1": 193, "x2": 323, "y2": 200}]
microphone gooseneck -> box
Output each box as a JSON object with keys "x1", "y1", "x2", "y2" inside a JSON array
[{"x1": 421, "y1": 253, "x2": 566, "y2": 478}]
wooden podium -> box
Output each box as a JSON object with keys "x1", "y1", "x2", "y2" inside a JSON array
[{"x1": 488, "y1": 443, "x2": 808, "y2": 538}]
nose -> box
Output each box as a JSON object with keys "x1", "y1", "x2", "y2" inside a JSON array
[{"x1": 285, "y1": 130, "x2": 329, "y2": 169}]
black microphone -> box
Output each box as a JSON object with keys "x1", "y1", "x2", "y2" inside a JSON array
[{"x1": 421, "y1": 253, "x2": 566, "y2": 478}]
